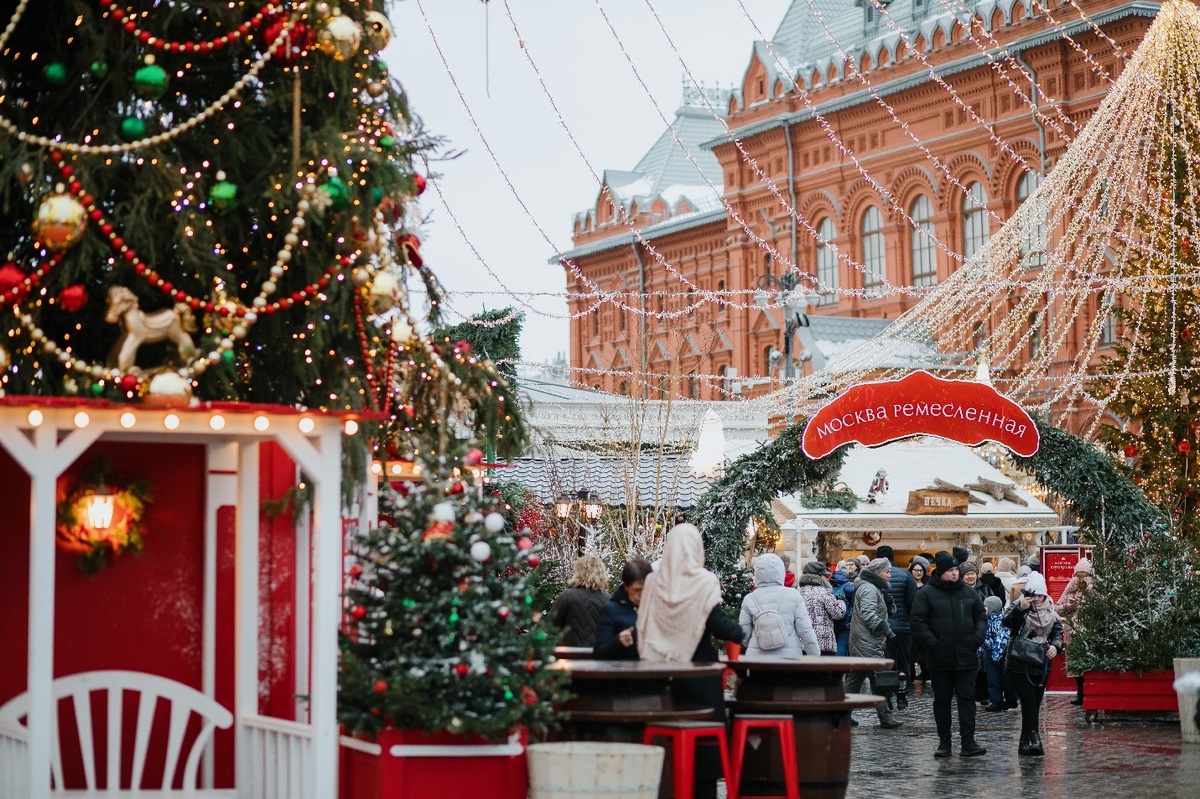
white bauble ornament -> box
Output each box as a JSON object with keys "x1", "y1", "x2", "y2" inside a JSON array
[
  {"x1": 470, "y1": 540, "x2": 492, "y2": 563},
  {"x1": 317, "y1": 12, "x2": 362, "y2": 61},
  {"x1": 431, "y1": 501, "x2": 456, "y2": 523},
  {"x1": 146, "y1": 370, "x2": 192, "y2": 406},
  {"x1": 484, "y1": 512, "x2": 506, "y2": 533},
  {"x1": 369, "y1": 271, "x2": 401, "y2": 314},
  {"x1": 363, "y1": 11, "x2": 392, "y2": 53},
  {"x1": 391, "y1": 321, "x2": 414, "y2": 345}
]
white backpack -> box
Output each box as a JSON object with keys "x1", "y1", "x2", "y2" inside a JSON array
[{"x1": 750, "y1": 594, "x2": 789, "y2": 651}]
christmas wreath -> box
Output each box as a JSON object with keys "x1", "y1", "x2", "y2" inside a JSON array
[{"x1": 56, "y1": 459, "x2": 152, "y2": 576}]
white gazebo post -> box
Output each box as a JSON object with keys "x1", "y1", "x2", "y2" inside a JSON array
[
  {"x1": 234, "y1": 439, "x2": 260, "y2": 789},
  {"x1": 276, "y1": 423, "x2": 343, "y2": 799},
  {"x1": 0, "y1": 416, "x2": 102, "y2": 799}
]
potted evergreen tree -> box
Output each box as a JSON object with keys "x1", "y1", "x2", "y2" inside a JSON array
[{"x1": 338, "y1": 480, "x2": 565, "y2": 799}]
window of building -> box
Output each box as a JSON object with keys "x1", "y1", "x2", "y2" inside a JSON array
[
  {"x1": 815, "y1": 217, "x2": 838, "y2": 306},
  {"x1": 618, "y1": 380, "x2": 629, "y2": 396},
  {"x1": 687, "y1": 373, "x2": 698, "y2": 399},
  {"x1": 962, "y1": 181, "x2": 990, "y2": 261},
  {"x1": 764, "y1": 253, "x2": 773, "y2": 276},
  {"x1": 1029, "y1": 311, "x2": 1044, "y2": 357},
  {"x1": 1099, "y1": 293, "x2": 1118, "y2": 346},
  {"x1": 1017, "y1": 171, "x2": 1046, "y2": 269},
  {"x1": 618, "y1": 306, "x2": 626, "y2": 332},
  {"x1": 716, "y1": 280, "x2": 727, "y2": 314},
  {"x1": 910, "y1": 195, "x2": 938, "y2": 287},
  {"x1": 592, "y1": 307, "x2": 599, "y2": 337},
  {"x1": 861, "y1": 206, "x2": 887, "y2": 290}
]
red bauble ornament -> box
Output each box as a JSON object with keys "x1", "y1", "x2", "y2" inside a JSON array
[
  {"x1": 526, "y1": 554, "x2": 541, "y2": 568},
  {"x1": 517, "y1": 537, "x2": 533, "y2": 551},
  {"x1": 449, "y1": 481, "x2": 465, "y2": 495},
  {"x1": 377, "y1": 196, "x2": 402, "y2": 224},
  {"x1": 465, "y1": 448, "x2": 485, "y2": 466},
  {"x1": 264, "y1": 18, "x2": 311, "y2": 63},
  {"x1": 521, "y1": 686, "x2": 538, "y2": 706},
  {"x1": 118, "y1": 374, "x2": 141, "y2": 393},
  {"x1": 369, "y1": 707, "x2": 381, "y2": 717},
  {"x1": 497, "y1": 606, "x2": 511, "y2": 619},
  {"x1": 423, "y1": 520, "x2": 454, "y2": 541},
  {"x1": 1124, "y1": 444, "x2": 1138, "y2": 458},
  {"x1": 58, "y1": 284, "x2": 87, "y2": 312},
  {"x1": 414, "y1": 173, "x2": 427, "y2": 195},
  {"x1": 350, "y1": 605, "x2": 367, "y2": 620},
  {"x1": 1184, "y1": 328, "x2": 1194, "y2": 341},
  {"x1": 455, "y1": 663, "x2": 470, "y2": 677},
  {"x1": 1179, "y1": 441, "x2": 1191, "y2": 454},
  {"x1": 525, "y1": 660, "x2": 537, "y2": 673},
  {"x1": 455, "y1": 340, "x2": 473, "y2": 355},
  {"x1": 372, "y1": 679, "x2": 388, "y2": 694},
  {"x1": 348, "y1": 563, "x2": 364, "y2": 579},
  {"x1": 0, "y1": 263, "x2": 25, "y2": 295}
]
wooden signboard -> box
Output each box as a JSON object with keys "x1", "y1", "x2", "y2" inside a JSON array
[{"x1": 905, "y1": 489, "x2": 970, "y2": 515}]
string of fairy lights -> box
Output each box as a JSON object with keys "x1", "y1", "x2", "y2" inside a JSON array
[{"x1": 408, "y1": 0, "x2": 1200, "y2": 420}]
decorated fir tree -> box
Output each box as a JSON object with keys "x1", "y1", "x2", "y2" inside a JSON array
[
  {"x1": 0, "y1": 0, "x2": 430, "y2": 408},
  {"x1": 339, "y1": 479, "x2": 564, "y2": 739}
]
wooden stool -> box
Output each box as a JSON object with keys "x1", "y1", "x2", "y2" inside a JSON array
[
  {"x1": 730, "y1": 714, "x2": 799, "y2": 799},
  {"x1": 643, "y1": 721, "x2": 735, "y2": 799}
]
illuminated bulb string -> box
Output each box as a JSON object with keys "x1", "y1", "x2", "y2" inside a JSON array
[{"x1": 0, "y1": 0, "x2": 30, "y2": 53}]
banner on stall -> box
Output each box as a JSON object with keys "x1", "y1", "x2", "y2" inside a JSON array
[
  {"x1": 905, "y1": 489, "x2": 971, "y2": 516},
  {"x1": 801, "y1": 370, "x2": 1040, "y2": 459}
]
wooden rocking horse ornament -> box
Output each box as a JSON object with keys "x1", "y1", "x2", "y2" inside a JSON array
[{"x1": 104, "y1": 285, "x2": 198, "y2": 372}]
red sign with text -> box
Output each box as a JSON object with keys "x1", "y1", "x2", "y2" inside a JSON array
[{"x1": 802, "y1": 370, "x2": 1040, "y2": 459}]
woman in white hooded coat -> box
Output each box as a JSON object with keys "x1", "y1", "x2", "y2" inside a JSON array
[{"x1": 738, "y1": 554, "x2": 821, "y2": 657}]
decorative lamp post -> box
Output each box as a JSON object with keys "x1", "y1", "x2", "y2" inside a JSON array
[
  {"x1": 754, "y1": 270, "x2": 820, "y2": 384},
  {"x1": 554, "y1": 488, "x2": 605, "y2": 554},
  {"x1": 84, "y1": 483, "x2": 116, "y2": 531}
]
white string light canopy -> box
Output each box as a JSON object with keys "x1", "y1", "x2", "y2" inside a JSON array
[{"x1": 757, "y1": 0, "x2": 1200, "y2": 428}]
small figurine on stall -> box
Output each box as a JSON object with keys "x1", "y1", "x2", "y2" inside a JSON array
[{"x1": 866, "y1": 469, "x2": 889, "y2": 503}]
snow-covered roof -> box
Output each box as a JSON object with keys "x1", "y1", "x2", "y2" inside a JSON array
[{"x1": 780, "y1": 437, "x2": 1062, "y2": 532}]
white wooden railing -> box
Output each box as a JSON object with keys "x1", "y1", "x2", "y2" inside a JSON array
[
  {"x1": 243, "y1": 715, "x2": 314, "y2": 799},
  {"x1": 0, "y1": 719, "x2": 30, "y2": 798}
]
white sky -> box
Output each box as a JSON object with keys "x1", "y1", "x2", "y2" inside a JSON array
[{"x1": 383, "y1": 0, "x2": 788, "y2": 365}]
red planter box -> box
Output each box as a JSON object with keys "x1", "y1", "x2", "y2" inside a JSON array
[
  {"x1": 1083, "y1": 670, "x2": 1179, "y2": 713},
  {"x1": 339, "y1": 728, "x2": 528, "y2": 799}
]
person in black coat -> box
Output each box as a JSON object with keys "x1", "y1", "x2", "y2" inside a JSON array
[
  {"x1": 593, "y1": 558, "x2": 653, "y2": 659},
  {"x1": 875, "y1": 545, "x2": 918, "y2": 709},
  {"x1": 911, "y1": 552, "x2": 988, "y2": 759},
  {"x1": 1001, "y1": 572, "x2": 1063, "y2": 757},
  {"x1": 549, "y1": 555, "x2": 612, "y2": 647}
]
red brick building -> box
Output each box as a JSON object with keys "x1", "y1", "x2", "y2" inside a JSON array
[{"x1": 561, "y1": 0, "x2": 1157, "y2": 406}]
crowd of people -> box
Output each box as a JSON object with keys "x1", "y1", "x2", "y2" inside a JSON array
[{"x1": 550, "y1": 526, "x2": 1090, "y2": 788}]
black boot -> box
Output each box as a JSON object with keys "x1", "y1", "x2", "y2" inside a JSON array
[
  {"x1": 960, "y1": 741, "x2": 987, "y2": 758},
  {"x1": 934, "y1": 739, "x2": 952, "y2": 758},
  {"x1": 1027, "y1": 731, "x2": 1044, "y2": 756},
  {"x1": 1018, "y1": 734, "x2": 1032, "y2": 756},
  {"x1": 1070, "y1": 677, "x2": 1085, "y2": 705}
]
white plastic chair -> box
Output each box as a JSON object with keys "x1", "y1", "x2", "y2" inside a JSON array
[{"x1": 0, "y1": 670, "x2": 233, "y2": 795}]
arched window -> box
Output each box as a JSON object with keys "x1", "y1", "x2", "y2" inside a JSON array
[
  {"x1": 716, "y1": 280, "x2": 727, "y2": 315},
  {"x1": 962, "y1": 182, "x2": 990, "y2": 262},
  {"x1": 861, "y1": 206, "x2": 886, "y2": 290},
  {"x1": 815, "y1": 217, "x2": 838, "y2": 306},
  {"x1": 910, "y1": 195, "x2": 937, "y2": 287},
  {"x1": 1017, "y1": 171, "x2": 1046, "y2": 269}
]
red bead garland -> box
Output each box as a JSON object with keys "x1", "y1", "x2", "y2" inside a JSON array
[
  {"x1": 98, "y1": 0, "x2": 282, "y2": 53},
  {"x1": 47, "y1": 151, "x2": 351, "y2": 316}
]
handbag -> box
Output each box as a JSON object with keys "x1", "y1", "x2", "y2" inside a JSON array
[
  {"x1": 1007, "y1": 633, "x2": 1049, "y2": 670},
  {"x1": 872, "y1": 669, "x2": 901, "y2": 696}
]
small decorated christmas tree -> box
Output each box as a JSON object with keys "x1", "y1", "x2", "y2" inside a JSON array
[
  {"x1": 1067, "y1": 527, "x2": 1200, "y2": 672},
  {"x1": 339, "y1": 478, "x2": 564, "y2": 739}
]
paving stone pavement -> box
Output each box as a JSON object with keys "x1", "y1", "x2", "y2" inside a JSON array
[{"x1": 841, "y1": 684, "x2": 1200, "y2": 799}]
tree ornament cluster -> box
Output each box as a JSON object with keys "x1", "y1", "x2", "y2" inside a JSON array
[{"x1": 340, "y1": 482, "x2": 564, "y2": 738}]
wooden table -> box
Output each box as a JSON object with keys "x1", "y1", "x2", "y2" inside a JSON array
[
  {"x1": 547, "y1": 659, "x2": 724, "y2": 741},
  {"x1": 552, "y1": 646, "x2": 595, "y2": 660},
  {"x1": 727, "y1": 656, "x2": 891, "y2": 799}
]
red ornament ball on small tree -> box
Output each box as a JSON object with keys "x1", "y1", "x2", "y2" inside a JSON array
[
  {"x1": 372, "y1": 679, "x2": 388, "y2": 694},
  {"x1": 58, "y1": 284, "x2": 88, "y2": 312},
  {"x1": 0, "y1": 263, "x2": 26, "y2": 295},
  {"x1": 517, "y1": 536, "x2": 533, "y2": 551},
  {"x1": 350, "y1": 605, "x2": 367, "y2": 620},
  {"x1": 526, "y1": 554, "x2": 541, "y2": 569},
  {"x1": 1124, "y1": 444, "x2": 1138, "y2": 458},
  {"x1": 454, "y1": 663, "x2": 469, "y2": 677},
  {"x1": 348, "y1": 563, "x2": 364, "y2": 579},
  {"x1": 413, "y1": 173, "x2": 427, "y2": 195},
  {"x1": 1179, "y1": 441, "x2": 1191, "y2": 454}
]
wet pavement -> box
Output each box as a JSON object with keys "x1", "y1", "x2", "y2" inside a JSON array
[{"x1": 841, "y1": 684, "x2": 1200, "y2": 798}]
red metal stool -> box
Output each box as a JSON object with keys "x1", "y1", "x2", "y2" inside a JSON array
[
  {"x1": 643, "y1": 721, "x2": 735, "y2": 799},
  {"x1": 730, "y1": 714, "x2": 800, "y2": 799}
]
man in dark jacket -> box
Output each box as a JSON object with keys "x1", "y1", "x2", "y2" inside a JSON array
[
  {"x1": 911, "y1": 552, "x2": 988, "y2": 758},
  {"x1": 593, "y1": 558, "x2": 652, "y2": 659},
  {"x1": 875, "y1": 545, "x2": 918, "y2": 710}
]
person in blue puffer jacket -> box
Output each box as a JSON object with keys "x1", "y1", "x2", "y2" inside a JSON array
[{"x1": 830, "y1": 564, "x2": 855, "y2": 656}]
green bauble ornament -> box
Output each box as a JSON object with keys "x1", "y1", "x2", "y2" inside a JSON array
[
  {"x1": 89, "y1": 62, "x2": 109, "y2": 79},
  {"x1": 320, "y1": 175, "x2": 350, "y2": 211},
  {"x1": 43, "y1": 62, "x2": 68, "y2": 87},
  {"x1": 371, "y1": 186, "x2": 384, "y2": 206},
  {"x1": 134, "y1": 59, "x2": 169, "y2": 100},
  {"x1": 378, "y1": 135, "x2": 395, "y2": 151},
  {"x1": 119, "y1": 116, "x2": 147, "y2": 142},
  {"x1": 208, "y1": 171, "x2": 239, "y2": 215},
  {"x1": 90, "y1": 382, "x2": 105, "y2": 397},
  {"x1": 503, "y1": 689, "x2": 514, "y2": 702},
  {"x1": 221, "y1": 349, "x2": 235, "y2": 363}
]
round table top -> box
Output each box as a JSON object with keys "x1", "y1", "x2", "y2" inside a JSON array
[
  {"x1": 553, "y1": 646, "x2": 595, "y2": 660},
  {"x1": 548, "y1": 659, "x2": 727, "y2": 680},
  {"x1": 727, "y1": 655, "x2": 892, "y2": 674}
]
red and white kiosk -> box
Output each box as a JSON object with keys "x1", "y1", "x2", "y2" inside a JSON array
[{"x1": 0, "y1": 397, "x2": 370, "y2": 799}]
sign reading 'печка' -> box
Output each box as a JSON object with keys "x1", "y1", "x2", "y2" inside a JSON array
[
  {"x1": 801, "y1": 370, "x2": 1040, "y2": 459},
  {"x1": 906, "y1": 489, "x2": 970, "y2": 515}
]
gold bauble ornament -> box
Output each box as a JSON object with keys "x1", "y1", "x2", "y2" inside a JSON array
[
  {"x1": 369, "y1": 271, "x2": 401, "y2": 314},
  {"x1": 316, "y1": 12, "x2": 363, "y2": 61},
  {"x1": 146, "y1": 370, "x2": 193, "y2": 407},
  {"x1": 32, "y1": 187, "x2": 87, "y2": 251},
  {"x1": 363, "y1": 10, "x2": 392, "y2": 52}
]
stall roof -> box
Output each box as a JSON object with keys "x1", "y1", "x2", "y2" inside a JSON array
[{"x1": 780, "y1": 437, "x2": 1064, "y2": 533}]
